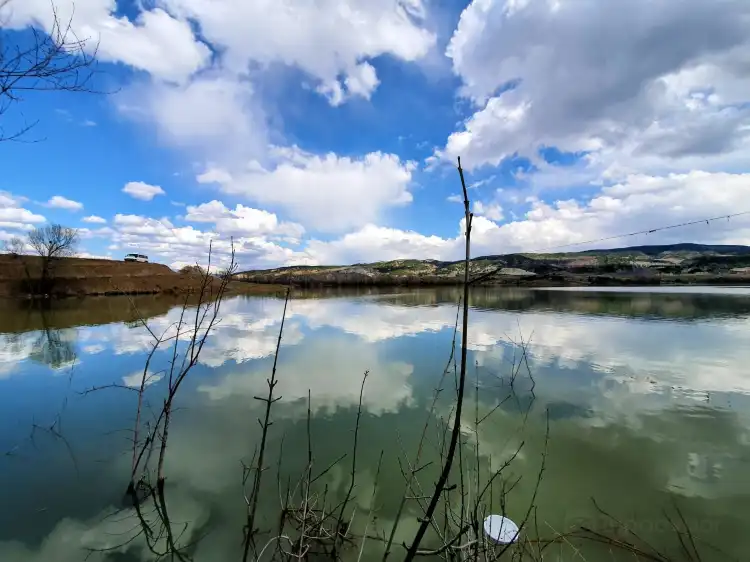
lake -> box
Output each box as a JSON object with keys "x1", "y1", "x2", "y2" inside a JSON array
[{"x1": 1, "y1": 287, "x2": 749, "y2": 561}]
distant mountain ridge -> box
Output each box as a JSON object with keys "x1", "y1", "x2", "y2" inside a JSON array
[
  {"x1": 576, "y1": 243, "x2": 750, "y2": 256},
  {"x1": 237, "y1": 243, "x2": 750, "y2": 287}
]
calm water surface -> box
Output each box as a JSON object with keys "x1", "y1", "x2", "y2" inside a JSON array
[{"x1": 1, "y1": 287, "x2": 749, "y2": 561}]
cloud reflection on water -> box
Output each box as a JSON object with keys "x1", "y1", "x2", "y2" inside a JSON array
[{"x1": 2, "y1": 289, "x2": 750, "y2": 561}]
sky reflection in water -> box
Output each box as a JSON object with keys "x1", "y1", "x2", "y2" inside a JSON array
[{"x1": 1, "y1": 287, "x2": 749, "y2": 561}]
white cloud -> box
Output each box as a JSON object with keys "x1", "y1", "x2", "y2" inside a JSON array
[
  {"x1": 437, "y1": 0, "x2": 750, "y2": 180},
  {"x1": 303, "y1": 223, "x2": 455, "y2": 265},
  {"x1": 344, "y1": 62, "x2": 380, "y2": 100},
  {"x1": 0, "y1": 208, "x2": 46, "y2": 229},
  {"x1": 319, "y1": 61, "x2": 381, "y2": 105},
  {"x1": 0, "y1": 191, "x2": 27, "y2": 207},
  {"x1": 0, "y1": 194, "x2": 45, "y2": 230},
  {"x1": 121, "y1": 74, "x2": 269, "y2": 165},
  {"x1": 468, "y1": 171, "x2": 750, "y2": 254},
  {"x1": 82, "y1": 215, "x2": 106, "y2": 224},
  {"x1": 473, "y1": 201, "x2": 503, "y2": 222},
  {"x1": 184, "y1": 200, "x2": 304, "y2": 240},
  {"x1": 158, "y1": 0, "x2": 434, "y2": 104},
  {"x1": 198, "y1": 148, "x2": 416, "y2": 233},
  {"x1": 122, "y1": 181, "x2": 166, "y2": 201},
  {"x1": 76, "y1": 1, "x2": 442, "y2": 243},
  {"x1": 289, "y1": 170, "x2": 750, "y2": 265},
  {"x1": 107, "y1": 212, "x2": 304, "y2": 271},
  {"x1": 76, "y1": 251, "x2": 113, "y2": 260},
  {"x1": 2, "y1": 0, "x2": 210, "y2": 83},
  {"x1": 45, "y1": 195, "x2": 83, "y2": 211},
  {"x1": 115, "y1": 0, "x2": 436, "y2": 174},
  {"x1": 92, "y1": 170, "x2": 750, "y2": 269}
]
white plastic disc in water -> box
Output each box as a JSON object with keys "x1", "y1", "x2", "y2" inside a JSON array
[{"x1": 483, "y1": 514, "x2": 520, "y2": 544}]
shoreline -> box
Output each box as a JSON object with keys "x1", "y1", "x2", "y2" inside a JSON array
[
  {"x1": 237, "y1": 273, "x2": 750, "y2": 289},
  {"x1": 0, "y1": 282, "x2": 288, "y2": 300}
]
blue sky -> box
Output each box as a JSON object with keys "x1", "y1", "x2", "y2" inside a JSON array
[{"x1": 2, "y1": 0, "x2": 750, "y2": 270}]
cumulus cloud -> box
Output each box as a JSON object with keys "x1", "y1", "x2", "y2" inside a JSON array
[
  {"x1": 15, "y1": 0, "x2": 748, "y2": 267},
  {"x1": 122, "y1": 181, "x2": 166, "y2": 201},
  {"x1": 198, "y1": 148, "x2": 416, "y2": 233},
  {"x1": 318, "y1": 61, "x2": 382, "y2": 105},
  {"x1": 106, "y1": 212, "x2": 306, "y2": 271},
  {"x1": 0, "y1": 191, "x2": 45, "y2": 230},
  {"x1": 0, "y1": 191, "x2": 26, "y2": 207},
  {"x1": 462, "y1": 171, "x2": 750, "y2": 255},
  {"x1": 82, "y1": 215, "x2": 106, "y2": 224},
  {"x1": 86, "y1": 170, "x2": 750, "y2": 269},
  {"x1": 184, "y1": 200, "x2": 304, "y2": 240},
  {"x1": 473, "y1": 201, "x2": 503, "y2": 222},
  {"x1": 0, "y1": 208, "x2": 46, "y2": 230},
  {"x1": 1, "y1": 0, "x2": 210, "y2": 83},
  {"x1": 45, "y1": 195, "x2": 83, "y2": 211},
  {"x1": 113, "y1": 0, "x2": 435, "y2": 179},
  {"x1": 102, "y1": 0, "x2": 437, "y2": 241},
  {"x1": 120, "y1": 74, "x2": 269, "y2": 165},
  {"x1": 62, "y1": 1, "x2": 440, "y2": 240},
  {"x1": 158, "y1": 0, "x2": 434, "y2": 104},
  {"x1": 303, "y1": 224, "x2": 455, "y2": 265},
  {"x1": 438, "y1": 0, "x2": 750, "y2": 180},
  {"x1": 293, "y1": 170, "x2": 750, "y2": 265}
]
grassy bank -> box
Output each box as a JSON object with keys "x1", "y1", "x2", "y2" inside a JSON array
[{"x1": 0, "y1": 254, "x2": 286, "y2": 299}]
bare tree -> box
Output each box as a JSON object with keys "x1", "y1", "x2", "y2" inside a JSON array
[
  {"x1": 28, "y1": 223, "x2": 78, "y2": 259},
  {"x1": 2, "y1": 234, "x2": 25, "y2": 255},
  {"x1": 26, "y1": 223, "x2": 78, "y2": 294},
  {"x1": 0, "y1": 0, "x2": 99, "y2": 141}
]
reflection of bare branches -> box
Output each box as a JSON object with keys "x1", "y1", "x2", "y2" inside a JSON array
[
  {"x1": 242, "y1": 286, "x2": 291, "y2": 561},
  {"x1": 3, "y1": 308, "x2": 79, "y2": 468},
  {"x1": 331, "y1": 370, "x2": 370, "y2": 558},
  {"x1": 382, "y1": 299, "x2": 462, "y2": 561},
  {"x1": 30, "y1": 413, "x2": 79, "y2": 474},
  {"x1": 552, "y1": 499, "x2": 732, "y2": 562},
  {"x1": 80, "y1": 244, "x2": 237, "y2": 561},
  {"x1": 266, "y1": 381, "x2": 373, "y2": 561}
]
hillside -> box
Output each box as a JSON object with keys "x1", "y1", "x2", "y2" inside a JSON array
[
  {"x1": 237, "y1": 243, "x2": 750, "y2": 287},
  {"x1": 0, "y1": 254, "x2": 286, "y2": 298}
]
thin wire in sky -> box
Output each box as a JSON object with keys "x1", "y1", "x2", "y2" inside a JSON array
[
  {"x1": 525, "y1": 210, "x2": 750, "y2": 254},
  {"x1": 469, "y1": 209, "x2": 750, "y2": 285}
]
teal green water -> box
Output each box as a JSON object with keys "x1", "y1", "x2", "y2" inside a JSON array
[{"x1": 1, "y1": 287, "x2": 749, "y2": 560}]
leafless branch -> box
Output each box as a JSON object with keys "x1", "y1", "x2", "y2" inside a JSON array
[{"x1": 0, "y1": 0, "x2": 102, "y2": 141}]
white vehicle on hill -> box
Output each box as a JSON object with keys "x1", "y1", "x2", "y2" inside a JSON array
[{"x1": 124, "y1": 253, "x2": 148, "y2": 263}]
